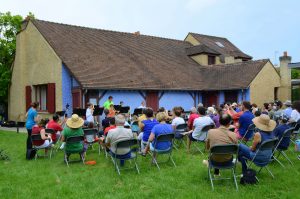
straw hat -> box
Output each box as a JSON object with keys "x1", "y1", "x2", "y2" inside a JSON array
[
  {"x1": 252, "y1": 114, "x2": 276, "y2": 132},
  {"x1": 66, "y1": 114, "x2": 84, "y2": 129}
]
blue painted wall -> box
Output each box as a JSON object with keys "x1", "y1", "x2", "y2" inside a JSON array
[
  {"x1": 160, "y1": 91, "x2": 195, "y2": 111},
  {"x1": 98, "y1": 90, "x2": 145, "y2": 113},
  {"x1": 238, "y1": 90, "x2": 243, "y2": 103},
  {"x1": 218, "y1": 91, "x2": 225, "y2": 105},
  {"x1": 245, "y1": 88, "x2": 250, "y2": 101},
  {"x1": 72, "y1": 77, "x2": 80, "y2": 88},
  {"x1": 62, "y1": 64, "x2": 73, "y2": 116}
]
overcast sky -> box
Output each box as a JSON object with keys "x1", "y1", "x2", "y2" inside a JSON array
[{"x1": 1, "y1": 0, "x2": 300, "y2": 64}]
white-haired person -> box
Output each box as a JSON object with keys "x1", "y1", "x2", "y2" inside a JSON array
[
  {"x1": 187, "y1": 107, "x2": 199, "y2": 130},
  {"x1": 143, "y1": 112, "x2": 173, "y2": 155},
  {"x1": 104, "y1": 114, "x2": 134, "y2": 166},
  {"x1": 207, "y1": 107, "x2": 220, "y2": 128}
]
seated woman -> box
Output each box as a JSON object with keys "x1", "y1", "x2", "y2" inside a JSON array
[
  {"x1": 144, "y1": 112, "x2": 173, "y2": 154},
  {"x1": 61, "y1": 114, "x2": 86, "y2": 156},
  {"x1": 32, "y1": 117, "x2": 53, "y2": 154},
  {"x1": 138, "y1": 108, "x2": 159, "y2": 151},
  {"x1": 238, "y1": 114, "x2": 276, "y2": 174}
]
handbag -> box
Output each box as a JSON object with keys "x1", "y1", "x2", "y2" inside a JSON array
[{"x1": 240, "y1": 169, "x2": 258, "y2": 185}]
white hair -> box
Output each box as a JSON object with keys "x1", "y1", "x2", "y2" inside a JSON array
[
  {"x1": 115, "y1": 114, "x2": 125, "y2": 125},
  {"x1": 190, "y1": 107, "x2": 197, "y2": 113},
  {"x1": 207, "y1": 107, "x2": 215, "y2": 114}
]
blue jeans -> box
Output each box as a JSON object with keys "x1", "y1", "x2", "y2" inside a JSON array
[
  {"x1": 110, "y1": 151, "x2": 131, "y2": 166},
  {"x1": 238, "y1": 144, "x2": 256, "y2": 174}
]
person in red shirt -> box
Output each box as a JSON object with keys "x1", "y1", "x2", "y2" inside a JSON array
[
  {"x1": 188, "y1": 107, "x2": 199, "y2": 130},
  {"x1": 47, "y1": 114, "x2": 65, "y2": 143},
  {"x1": 104, "y1": 117, "x2": 116, "y2": 136},
  {"x1": 32, "y1": 117, "x2": 53, "y2": 155}
]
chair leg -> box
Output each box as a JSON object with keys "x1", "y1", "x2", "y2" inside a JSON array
[
  {"x1": 208, "y1": 168, "x2": 214, "y2": 191},
  {"x1": 134, "y1": 159, "x2": 140, "y2": 174},
  {"x1": 281, "y1": 151, "x2": 294, "y2": 166},
  {"x1": 98, "y1": 144, "x2": 101, "y2": 156},
  {"x1": 265, "y1": 166, "x2": 275, "y2": 179},
  {"x1": 232, "y1": 168, "x2": 238, "y2": 191},
  {"x1": 64, "y1": 154, "x2": 69, "y2": 167},
  {"x1": 273, "y1": 156, "x2": 285, "y2": 168},
  {"x1": 151, "y1": 152, "x2": 160, "y2": 170},
  {"x1": 80, "y1": 153, "x2": 85, "y2": 164},
  {"x1": 170, "y1": 156, "x2": 176, "y2": 167}
]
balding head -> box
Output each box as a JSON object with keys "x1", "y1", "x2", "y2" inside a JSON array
[{"x1": 115, "y1": 114, "x2": 125, "y2": 126}]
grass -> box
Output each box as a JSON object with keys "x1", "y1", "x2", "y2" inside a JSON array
[{"x1": 0, "y1": 130, "x2": 300, "y2": 199}]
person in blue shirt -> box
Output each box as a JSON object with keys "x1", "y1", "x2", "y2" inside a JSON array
[
  {"x1": 25, "y1": 102, "x2": 39, "y2": 151},
  {"x1": 237, "y1": 101, "x2": 254, "y2": 140},
  {"x1": 144, "y1": 112, "x2": 173, "y2": 154},
  {"x1": 139, "y1": 108, "x2": 159, "y2": 152},
  {"x1": 273, "y1": 115, "x2": 291, "y2": 150}
]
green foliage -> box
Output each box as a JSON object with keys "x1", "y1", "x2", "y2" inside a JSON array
[
  {"x1": 1, "y1": 130, "x2": 300, "y2": 199},
  {"x1": 0, "y1": 12, "x2": 23, "y2": 103},
  {"x1": 292, "y1": 87, "x2": 300, "y2": 101},
  {"x1": 291, "y1": 69, "x2": 300, "y2": 79}
]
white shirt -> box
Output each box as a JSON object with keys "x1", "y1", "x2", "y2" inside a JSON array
[
  {"x1": 138, "y1": 105, "x2": 146, "y2": 109},
  {"x1": 86, "y1": 108, "x2": 94, "y2": 123},
  {"x1": 291, "y1": 110, "x2": 300, "y2": 122},
  {"x1": 171, "y1": 117, "x2": 185, "y2": 127},
  {"x1": 192, "y1": 116, "x2": 214, "y2": 141}
]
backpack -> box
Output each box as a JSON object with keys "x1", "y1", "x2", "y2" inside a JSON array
[
  {"x1": 26, "y1": 148, "x2": 37, "y2": 160},
  {"x1": 240, "y1": 169, "x2": 258, "y2": 185}
]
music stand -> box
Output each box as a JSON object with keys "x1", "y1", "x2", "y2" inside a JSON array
[
  {"x1": 114, "y1": 105, "x2": 121, "y2": 111},
  {"x1": 93, "y1": 107, "x2": 104, "y2": 116},
  {"x1": 73, "y1": 108, "x2": 86, "y2": 117},
  {"x1": 119, "y1": 106, "x2": 130, "y2": 114},
  {"x1": 133, "y1": 108, "x2": 143, "y2": 116},
  {"x1": 55, "y1": 111, "x2": 66, "y2": 117}
]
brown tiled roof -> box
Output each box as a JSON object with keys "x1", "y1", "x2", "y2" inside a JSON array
[
  {"x1": 30, "y1": 19, "x2": 265, "y2": 91},
  {"x1": 190, "y1": 33, "x2": 252, "y2": 60},
  {"x1": 185, "y1": 44, "x2": 220, "y2": 56}
]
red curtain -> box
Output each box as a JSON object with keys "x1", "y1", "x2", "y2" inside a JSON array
[
  {"x1": 146, "y1": 91, "x2": 159, "y2": 111},
  {"x1": 47, "y1": 83, "x2": 56, "y2": 113},
  {"x1": 25, "y1": 86, "x2": 32, "y2": 111}
]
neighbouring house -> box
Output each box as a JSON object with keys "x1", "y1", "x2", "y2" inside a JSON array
[{"x1": 9, "y1": 18, "x2": 289, "y2": 121}]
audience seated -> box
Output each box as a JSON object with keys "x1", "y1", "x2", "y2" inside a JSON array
[
  {"x1": 171, "y1": 107, "x2": 185, "y2": 130},
  {"x1": 274, "y1": 101, "x2": 284, "y2": 121},
  {"x1": 283, "y1": 100, "x2": 293, "y2": 118},
  {"x1": 290, "y1": 101, "x2": 300, "y2": 122},
  {"x1": 236, "y1": 101, "x2": 254, "y2": 140},
  {"x1": 207, "y1": 107, "x2": 220, "y2": 128},
  {"x1": 104, "y1": 114, "x2": 134, "y2": 165},
  {"x1": 238, "y1": 114, "x2": 276, "y2": 174},
  {"x1": 32, "y1": 117, "x2": 53, "y2": 154},
  {"x1": 187, "y1": 107, "x2": 199, "y2": 130},
  {"x1": 187, "y1": 106, "x2": 214, "y2": 151},
  {"x1": 273, "y1": 115, "x2": 291, "y2": 150},
  {"x1": 101, "y1": 109, "x2": 110, "y2": 134},
  {"x1": 138, "y1": 108, "x2": 147, "y2": 129},
  {"x1": 138, "y1": 108, "x2": 159, "y2": 151},
  {"x1": 104, "y1": 118, "x2": 116, "y2": 136},
  {"x1": 204, "y1": 114, "x2": 238, "y2": 175},
  {"x1": 46, "y1": 114, "x2": 64, "y2": 144},
  {"x1": 143, "y1": 112, "x2": 173, "y2": 154},
  {"x1": 61, "y1": 114, "x2": 86, "y2": 155}
]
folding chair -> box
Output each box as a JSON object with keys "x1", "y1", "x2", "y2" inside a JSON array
[
  {"x1": 195, "y1": 124, "x2": 215, "y2": 154},
  {"x1": 246, "y1": 138, "x2": 278, "y2": 179},
  {"x1": 109, "y1": 139, "x2": 140, "y2": 175},
  {"x1": 208, "y1": 144, "x2": 239, "y2": 191},
  {"x1": 150, "y1": 133, "x2": 176, "y2": 170},
  {"x1": 174, "y1": 123, "x2": 188, "y2": 149},
  {"x1": 240, "y1": 124, "x2": 256, "y2": 144},
  {"x1": 83, "y1": 128, "x2": 99, "y2": 150},
  {"x1": 45, "y1": 128, "x2": 61, "y2": 152},
  {"x1": 31, "y1": 134, "x2": 53, "y2": 160},
  {"x1": 290, "y1": 122, "x2": 300, "y2": 145},
  {"x1": 273, "y1": 128, "x2": 295, "y2": 167},
  {"x1": 64, "y1": 135, "x2": 85, "y2": 167}
]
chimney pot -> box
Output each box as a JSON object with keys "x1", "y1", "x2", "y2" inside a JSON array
[
  {"x1": 283, "y1": 51, "x2": 288, "y2": 56},
  {"x1": 134, "y1": 31, "x2": 140, "y2": 36}
]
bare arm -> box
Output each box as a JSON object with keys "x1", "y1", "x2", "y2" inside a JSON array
[
  {"x1": 144, "y1": 132, "x2": 155, "y2": 154},
  {"x1": 250, "y1": 133, "x2": 261, "y2": 151},
  {"x1": 40, "y1": 129, "x2": 51, "y2": 140}
]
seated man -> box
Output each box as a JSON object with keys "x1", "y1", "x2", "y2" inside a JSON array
[
  {"x1": 204, "y1": 114, "x2": 238, "y2": 176},
  {"x1": 47, "y1": 114, "x2": 65, "y2": 144},
  {"x1": 187, "y1": 106, "x2": 215, "y2": 152},
  {"x1": 273, "y1": 115, "x2": 290, "y2": 150},
  {"x1": 104, "y1": 114, "x2": 134, "y2": 165},
  {"x1": 236, "y1": 101, "x2": 254, "y2": 140}
]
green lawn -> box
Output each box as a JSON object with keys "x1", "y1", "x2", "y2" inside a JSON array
[{"x1": 0, "y1": 130, "x2": 300, "y2": 199}]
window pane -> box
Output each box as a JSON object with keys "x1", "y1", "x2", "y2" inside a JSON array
[{"x1": 41, "y1": 86, "x2": 47, "y2": 110}]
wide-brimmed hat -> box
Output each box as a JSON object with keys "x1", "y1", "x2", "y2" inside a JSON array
[
  {"x1": 284, "y1": 100, "x2": 292, "y2": 106},
  {"x1": 66, "y1": 114, "x2": 84, "y2": 128},
  {"x1": 252, "y1": 114, "x2": 276, "y2": 132}
]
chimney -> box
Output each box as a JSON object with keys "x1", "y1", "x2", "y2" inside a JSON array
[
  {"x1": 133, "y1": 31, "x2": 140, "y2": 36},
  {"x1": 278, "y1": 51, "x2": 292, "y2": 101}
]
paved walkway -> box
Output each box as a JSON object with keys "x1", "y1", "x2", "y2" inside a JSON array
[{"x1": 0, "y1": 126, "x2": 27, "y2": 133}]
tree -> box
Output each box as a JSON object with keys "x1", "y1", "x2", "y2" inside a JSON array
[
  {"x1": 0, "y1": 12, "x2": 23, "y2": 104},
  {"x1": 292, "y1": 69, "x2": 300, "y2": 79}
]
